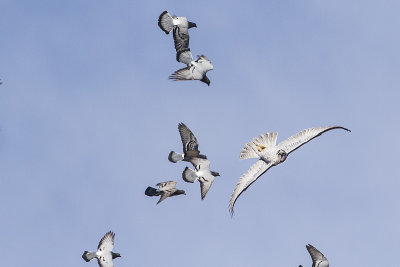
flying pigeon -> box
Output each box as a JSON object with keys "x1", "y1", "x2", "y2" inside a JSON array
[
  {"x1": 169, "y1": 122, "x2": 219, "y2": 198},
  {"x1": 158, "y1": 11, "x2": 213, "y2": 86},
  {"x1": 158, "y1": 11, "x2": 196, "y2": 55},
  {"x1": 304, "y1": 244, "x2": 329, "y2": 267},
  {"x1": 145, "y1": 181, "x2": 186, "y2": 204},
  {"x1": 82, "y1": 231, "x2": 121, "y2": 267},
  {"x1": 169, "y1": 51, "x2": 213, "y2": 86},
  {"x1": 168, "y1": 122, "x2": 206, "y2": 163},
  {"x1": 183, "y1": 157, "x2": 220, "y2": 199},
  {"x1": 229, "y1": 126, "x2": 351, "y2": 215}
]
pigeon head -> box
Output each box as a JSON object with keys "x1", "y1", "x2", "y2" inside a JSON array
[
  {"x1": 211, "y1": 171, "x2": 220, "y2": 177},
  {"x1": 112, "y1": 252, "x2": 121, "y2": 259},
  {"x1": 188, "y1": 21, "x2": 197, "y2": 28},
  {"x1": 277, "y1": 149, "x2": 287, "y2": 163}
]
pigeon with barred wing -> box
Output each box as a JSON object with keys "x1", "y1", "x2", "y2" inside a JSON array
[
  {"x1": 305, "y1": 244, "x2": 329, "y2": 267},
  {"x1": 82, "y1": 231, "x2": 121, "y2": 267},
  {"x1": 145, "y1": 181, "x2": 186, "y2": 204}
]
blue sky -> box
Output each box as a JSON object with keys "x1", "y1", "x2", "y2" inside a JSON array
[{"x1": 1, "y1": 0, "x2": 399, "y2": 266}]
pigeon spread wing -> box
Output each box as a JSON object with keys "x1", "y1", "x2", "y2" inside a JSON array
[
  {"x1": 229, "y1": 160, "x2": 273, "y2": 215},
  {"x1": 178, "y1": 123, "x2": 199, "y2": 153},
  {"x1": 306, "y1": 244, "x2": 329, "y2": 267},
  {"x1": 277, "y1": 126, "x2": 350, "y2": 155},
  {"x1": 97, "y1": 231, "x2": 114, "y2": 252},
  {"x1": 199, "y1": 173, "x2": 215, "y2": 200},
  {"x1": 173, "y1": 25, "x2": 190, "y2": 52},
  {"x1": 157, "y1": 188, "x2": 177, "y2": 204},
  {"x1": 169, "y1": 65, "x2": 204, "y2": 82}
]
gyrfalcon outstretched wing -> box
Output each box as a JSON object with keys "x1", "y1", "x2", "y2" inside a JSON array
[
  {"x1": 178, "y1": 123, "x2": 199, "y2": 153},
  {"x1": 229, "y1": 160, "x2": 274, "y2": 215},
  {"x1": 277, "y1": 126, "x2": 350, "y2": 155},
  {"x1": 306, "y1": 244, "x2": 329, "y2": 267}
]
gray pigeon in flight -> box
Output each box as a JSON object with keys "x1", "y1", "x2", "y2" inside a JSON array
[
  {"x1": 169, "y1": 51, "x2": 213, "y2": 86},
  {"x1": 82, "y1": 231, "x2": 121, "y2": 267},
  {"x1": 182, "y1": 157, "x2": 220, "y2": 199},
  {"x1": 158, "y1": 11, "x2": 196, "y2": 57},
  {"x1": 145, "y1": 181, "x2": 186, "y2": 204},
  {"x1": 169, "y1": 122, "x2": 220, "y2": 199},
  {"x1": 304, "y1": 244, "x2": 329, "y2": 267},
  {"x1": 229, "y1": 126, "x2": 350, "y2": 215}
]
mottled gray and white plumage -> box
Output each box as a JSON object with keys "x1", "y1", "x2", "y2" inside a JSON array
[
  {"x1": 158, "y1": 11, "x2": 196, "y2": 58},
  {"x1": 145, "y1": 181, "x2": 186, "y2": 204},
  {"x1": 229, "y1": 126, "x2": 351, "y2": 215},
  {"x1": 305, "y1": 244, "x2": 329, "y2": 267},
  {"x1": 82, "y1": 231, "x2": 121, "y2": 267},
  {"x1": 158, "y1": 11, "x2": 213, "y2": 86},
  {"x1": 183, "y1": 157, "x2": 220, "y2": 199},
  {"x1": 169, "y1": 54, "x2": 213, "y2": 86}
]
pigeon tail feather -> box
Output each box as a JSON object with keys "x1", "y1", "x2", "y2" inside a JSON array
[
  {"x1": 158, "y1": 11, "x2": 174, "y2": 34},
  {"x1": 82, "y1": 251, "x2": 96, "y2": 262},
  {"x1": 182, "y1": 167, "x2": 198, "y2": 183},
  {"x1": 168, "y1": 151, "x2": 184, "y2": 163},
  {"x1": 145, "y1": 186, "x2": 160, "y2": 196}
]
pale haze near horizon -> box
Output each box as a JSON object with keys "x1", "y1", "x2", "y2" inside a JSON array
[{"x1": 1, "y1": 1, "x2": 399, "y2": 266}]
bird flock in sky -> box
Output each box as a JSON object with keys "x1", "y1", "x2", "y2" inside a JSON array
[
  {"x1": 78, "y1": 11, "x2": 351, "y2": 266},
  {"x1": 0, "y1": 8, "x2": 349, "y2": 267}
]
